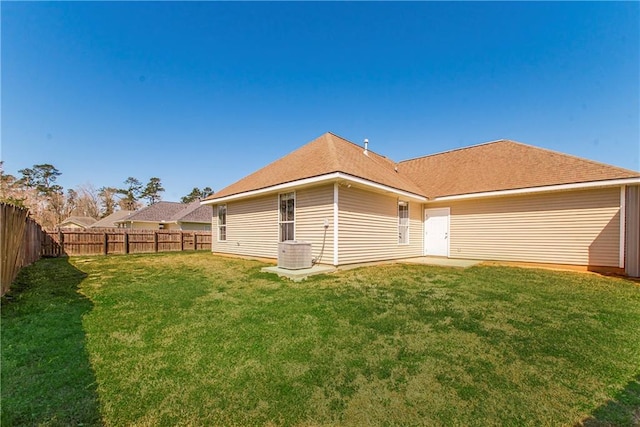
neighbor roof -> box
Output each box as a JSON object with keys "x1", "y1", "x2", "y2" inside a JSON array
[
  {"x1": 205, "y1": 133, "x2": 640, "y2": 202},
  {"x1": 117, "y1": 201, "x2": 212, "y2": 224},
  {"x1": 122, "y1": 202, "x2": 186, "y2": 222},
  {"x1": 399, "y1": 140, "x2": 640, "y2": 198},
  {"x1": 89, "y1": 210, "x2": 134, "y2": 228},
  {"x1": 206, "y1": 132, "x2": 425, "y2": 200},
  {"x1": 58, "y1": 216, "x2": 97, "y2": 227},
  {"x1": 169, "y1": 201, "x2": 212, "y2": 223}
]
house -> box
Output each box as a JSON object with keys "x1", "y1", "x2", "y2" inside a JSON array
[
  {"x1": 201, "y1": 132, "x2": 640, "y2": 277},
  {"x1": 115, "y1": 201, "x2": 212, "y2": 231},
  {"x1": 89, "y1": 210, "x2": 134, "y2": 229},
  {"x1": 57, "y1": 216, "x2": 97, "y2": 229}
]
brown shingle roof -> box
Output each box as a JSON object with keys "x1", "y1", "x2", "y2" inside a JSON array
[
  {"x1": 169, "y1": 201, "x2": 212, "y2": 223},
  {"x1": 206, "y1": 134, "x2": 639, "y2": 202},
  {"x1": 123, "y1": 202, "x2": 186, "y2": 222},
  {"x1": 399, "y1": 140, "x2": 640, "y2": 198},
  {"x1": 207, "y1": 132, "x2": 425, "y2": 200},
  {"x1": 118, "y1": 201, "x2": 212, "y2": 224}
]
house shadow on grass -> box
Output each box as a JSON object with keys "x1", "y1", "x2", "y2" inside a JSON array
[
  {"x1": 1, "y1": 257, "x2": 103, "y2": 426},
  {"x1": 578, "y1": 375, "x2": 640, "y2": 427}
]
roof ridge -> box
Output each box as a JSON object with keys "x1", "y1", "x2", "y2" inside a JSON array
[
  {"x1": 399, "y1": 139, "x2": 511, "y2": 163},
  {"x1": 325, "y1": 131, "x2": 391, "y2": 160},
  {"x1": 171, "y1": 200, "x2": 201, "y2": 220},
  {"x1": 126, "y1": 201, "x2": 184, "y2": 221},
  {"x1": 326, "y1": 133, "x2": 413, "y2": 184},
  {"x1": 400, "y1": 139, "x2": 638, "y2": 174}
]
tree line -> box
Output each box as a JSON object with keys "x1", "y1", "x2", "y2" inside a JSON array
[{"x1": 0, "y1": 162, "x2": 213, "y2": 229}]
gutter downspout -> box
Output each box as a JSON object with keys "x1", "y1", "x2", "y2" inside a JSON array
[
  {"x1": 333, "y1": 182, "x2": 339, "y2": 266},
  {"x1": 620, "y1": 185, "x2": 626, "y2": 269}
]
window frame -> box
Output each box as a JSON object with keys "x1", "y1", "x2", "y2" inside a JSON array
[
  {"x1": 217, "y1": 204, "x2": 227, "y2": 242},
  {"x1": 279, "y1": 192, "x2": 295, "y2": 242},
  {"x1": 398, "y1": 200, "x2": 409, "y2": 245}
]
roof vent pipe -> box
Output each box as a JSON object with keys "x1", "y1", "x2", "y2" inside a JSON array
[{"x1": 363, "y1": 138, "x2": 369, "y2": 155}]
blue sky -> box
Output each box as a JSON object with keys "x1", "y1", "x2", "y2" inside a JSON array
[{"x1": 2, "y1": 1, "x2": 638, "y2": 202}]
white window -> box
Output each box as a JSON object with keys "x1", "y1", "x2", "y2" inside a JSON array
[
  {"x1": 218, "y1": 204, "x2": 227, "y2": 241},
  {"x1": 398, "y1": 201, "x2": 409, "y2": 244},
  {"x1": 279, "y1": 192, "x2": 295, "y2": 242}
]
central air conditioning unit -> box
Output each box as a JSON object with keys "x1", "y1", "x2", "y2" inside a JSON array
[{"x1": 278, "y1": 241, "x2": 312, "y2": 270}]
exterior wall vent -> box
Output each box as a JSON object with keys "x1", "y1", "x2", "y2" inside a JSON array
[{"x1": 278, "y1": 240, "x2": 312, "y2": 270}]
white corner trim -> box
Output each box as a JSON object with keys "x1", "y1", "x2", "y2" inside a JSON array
[
  {"x1": 431, "y1": 177, "x2": 640, "y2": 202},
  {"x1": 333, "y1": 182, "x2": 339, "y2": 266},
  {"x1": 620, "y1": 185, "x2": 626, "y2": 269},
  {"x1": 201, "y1": 172, "x2": 427, "y2": 204}
]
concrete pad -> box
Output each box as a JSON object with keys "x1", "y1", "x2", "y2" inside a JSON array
[
  {"x1": 261, "y1": 264, "x2": 337, "y2": 282},
  {"x1": 398, "y1": 256, "x2": 482, "y2": 268}
]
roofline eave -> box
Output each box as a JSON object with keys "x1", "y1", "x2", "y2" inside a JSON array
[
  {"x1": 430, "y1": 177, "x2": 640, "y2": 202},
  {"x1": 201, "y1": 172, "x2": 428, "y2": 204}
]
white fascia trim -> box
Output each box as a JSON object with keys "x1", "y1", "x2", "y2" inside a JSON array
[
  {"x1": 431, "y1": 178, "x2": 640, "y2": 202},
  {"x1": 201, "y1": 172, "x2": 427, "y2": 204},
  {"x1": 620, "y1": 186, "x2": 626, "y2": 269},
  {"x1": 115, "y1": 220, "x2": 178, "y2": 225}
]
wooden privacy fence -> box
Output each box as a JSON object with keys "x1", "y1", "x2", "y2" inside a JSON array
[
  {"x1": 1, "y1": 203, "x2": 213, "y2": 295},
  {"x1": 1, "y1": 203, "x2": 48, "y2": 296},
  {"x1": 48, "y1": 229, "x2": 212, "y2": 256}
]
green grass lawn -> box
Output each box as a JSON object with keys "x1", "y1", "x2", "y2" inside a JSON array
[{"x1": 2, "y1": 252, "x2": 640, "y2": 426}]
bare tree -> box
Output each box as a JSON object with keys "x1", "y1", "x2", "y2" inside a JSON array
[
  {"x1": 0, "y1": 161, "x2": 26, "y2": 207},
  {"x1": 73, "y1": 184, "x2": 101, "y2": 218}
]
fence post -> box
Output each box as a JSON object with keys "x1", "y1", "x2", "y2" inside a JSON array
[
  {"x1": 154, "y1": 232, "x2": 159, "y2": 253},
  {"x1": 124, "y1": 232, "x2": 129, "y2": 254},
  {"x1": 58, "y1": 230, "x2": 65, "y2": 255},
  {"x1": 103, "y1": 232, "x2": 108, "y2": 255},
  {"x1": 180, "y1": 231, "x2": 184, "y2": 252},
  {"x1": 193, "y1": 233, "x2": 197, "y2": 250}
]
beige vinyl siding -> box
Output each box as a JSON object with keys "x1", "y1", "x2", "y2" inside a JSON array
[
  {"x1": 429, "y1": 187, "x2": 621, "y2": 267},
  {"x1": 338, "y1": 186, "x2": 422, "y2": 265},
  {"x1": 212, "y1": 195, "x2": 279, "y2": 259},
  {"x1": 129, "y1": 221, "x2": 162, "y2": 230},
  {"x1": 166, "y1": 222, "x2": 210, "y2": 231},
  {"x1": 295, "y1": 185, "x2": 334, "y2": 265},
  {"x1": 179, "y1": 222, "x2": 211, "y2": 231}
]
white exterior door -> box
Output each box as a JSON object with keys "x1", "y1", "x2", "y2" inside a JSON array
[{"x1": 424, "y1": 208, "x2": 450, "y2": 256}]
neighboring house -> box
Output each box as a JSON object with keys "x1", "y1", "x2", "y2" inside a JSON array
[
  {"x1": 115, "y1": 201, "x2": 212, "y2": 231},
  {"x1": 89, "y1": 210, "x2": 135, "y2": 229},
  {"x1": 202, "y1": 132, "x2": 640, "y2": 277},
  {"x1": 57, "y1": 216, "x2": 97, "y2": 229}
]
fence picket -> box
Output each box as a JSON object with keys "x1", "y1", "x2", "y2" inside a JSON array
[{"x1": 1, "y1": 203, "x2": 49, "y2": 296}]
